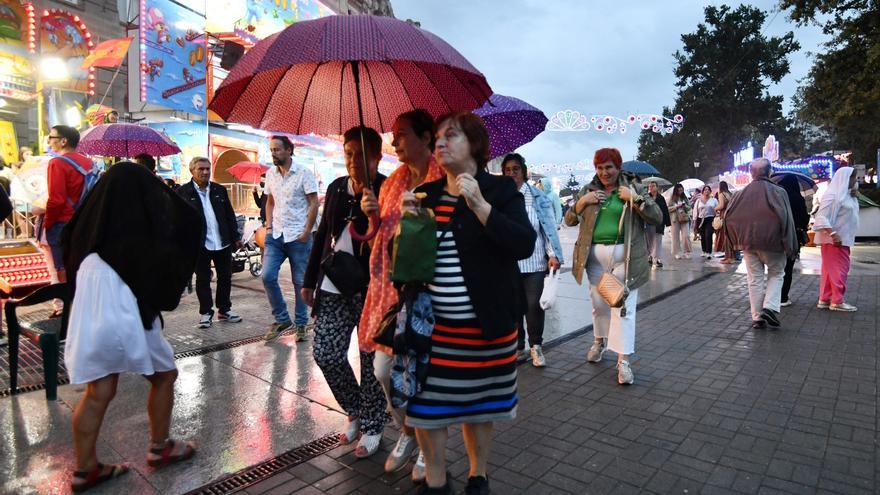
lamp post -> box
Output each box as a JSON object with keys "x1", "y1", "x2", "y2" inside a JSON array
[{"x1": 693, "y1": 161, "x2": 700, "y2": 178}]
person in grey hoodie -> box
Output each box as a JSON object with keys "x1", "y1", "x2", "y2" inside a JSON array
[{"x1": 723, "y1": 158, "x2": 797, "y2": 329}]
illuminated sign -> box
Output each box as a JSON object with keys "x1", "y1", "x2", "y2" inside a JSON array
[{"x1": 733, "y1": 143, "x2": 754, "y2": 168}]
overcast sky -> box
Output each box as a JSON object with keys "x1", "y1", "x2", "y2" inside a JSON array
[{"x1": 392, "y1": 1, "x2": 828, "y2": 173}]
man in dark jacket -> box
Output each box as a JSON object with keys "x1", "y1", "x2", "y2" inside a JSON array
[
  {"x1": 178, "y1": 157, "x2": 243, "y2": 328},
  {"x1": 646, "y1": 181, "x2": 671, "y2": 268}
]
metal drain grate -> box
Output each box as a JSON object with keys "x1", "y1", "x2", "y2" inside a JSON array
[
  {"x1": 173, "y1": 334, "x2": 268, "y2": 359},
  {"x1": 183, "y1": 434, "x2": 340, "y2": 495}
]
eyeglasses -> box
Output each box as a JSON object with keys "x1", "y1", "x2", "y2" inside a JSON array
[{"x1": 47, "y1": 135, "x2": 61, "y2": 140}]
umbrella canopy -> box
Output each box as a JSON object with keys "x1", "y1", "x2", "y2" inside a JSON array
[
  {"x1": 209, "y1": 14, "x2": 492, "y2": 135},
  {"x1": 621, "y1": 160, "x2": 660, "y2": 176},
  {"x1": 771, "y1": 171, "x2": 816, "y2": 191},
  {"x1": 227, "y1": 161, "x2": 270, "y2": 184},
  {"x1": 474, "y1": 94, "x2": 548, "y2": 160},
  {"x1": 642, "y1": 176, "x2": 672, "y2": 188},
  {"x1": 678, "y1": 178, "x2": 705, "y2": 192},
  {"x1": 78, "y1": 124, "x2": 181, "y2": 157}
]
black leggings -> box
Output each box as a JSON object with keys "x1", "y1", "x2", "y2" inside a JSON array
[
  {"x1": 699, "y1": 218, "x2": 714, "y2": 254},
  {"x1": 517, "y1": 271, "x2": 546, "y2": 348}
]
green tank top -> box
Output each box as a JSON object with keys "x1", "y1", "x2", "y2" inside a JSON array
[{"x1": 592, "y1": 190, "x2": 625, "y2": 245}]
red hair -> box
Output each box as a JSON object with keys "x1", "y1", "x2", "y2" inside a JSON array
[{"x1": 593, "y1": 148, "x2": 622, "y2": 168}]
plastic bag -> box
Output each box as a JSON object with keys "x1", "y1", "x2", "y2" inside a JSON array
[
  {"x1": 391, "y1": 208, "x2": 437, "y2": 283},
  {"x1": 539, "y1": 268, "x2": 560, "y2": 310}
]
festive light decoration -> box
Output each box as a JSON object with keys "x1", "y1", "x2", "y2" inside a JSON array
[
  {"x1": 39, "y1": 9, "x2": 96, "y2": 95},
  {"x1": 529, "y1": 160, "x2": 595, "y2": 175},
  {"x1": 27, "y1": 4, "x2": 36, "y2": 53},
  {"x1": 140, "y1": 0, "x2": 147, "y2": 102},
  {"x1": 763, "y1": 135, "x2": 779, "y2": 162},
  {"x1": 546, "y1": 110, "x2": 684, "y2": 135}
]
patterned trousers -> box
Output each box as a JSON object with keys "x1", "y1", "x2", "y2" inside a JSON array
[{"x1": 313, "y1": 291, "x2": 389, "y2": 435}]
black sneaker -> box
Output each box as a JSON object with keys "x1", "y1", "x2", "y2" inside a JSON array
[
  {"x1": 752, "y1": 320, "x2": 766, "y2": 329},
  {"x1": 760, "y1": 308, "x2": 781, "y2": 328},
  {"x1": 417, "y1": 479, "x2": 453, "y2": 495},
  {"x1": 465, "y1": 475, "x2": 490, "y2": 495}
]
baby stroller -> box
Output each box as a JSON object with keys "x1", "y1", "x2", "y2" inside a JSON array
[{"x1": 232, "y1": 216, "x2": 263, "y2": 277}]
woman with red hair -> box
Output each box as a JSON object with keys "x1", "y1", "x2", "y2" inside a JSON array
[{"x1": 565, "y1": 148, "x2": 662, "y2": 384}]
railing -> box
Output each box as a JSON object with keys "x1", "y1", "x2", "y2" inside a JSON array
[
  {"x1": 219, "y1": 182, "x2": 261, "y2": 216},
  {"x1": 1, "y1": 201, "x2": 38, "y2": 240}
]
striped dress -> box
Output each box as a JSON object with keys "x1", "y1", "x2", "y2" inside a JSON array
[{"x1": 405, "y1": 194, "x2": 519, "y2": 429}]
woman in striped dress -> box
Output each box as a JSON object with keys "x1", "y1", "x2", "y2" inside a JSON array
[{"x1": 401, "y1": 112, "x2": 536, "y2": 495}]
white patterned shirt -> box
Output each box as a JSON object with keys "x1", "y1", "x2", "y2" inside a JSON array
[
  {"x1": 518, "y1": 183, "x2": 554, "y2": 273},
  {"x1": 264, "y1": 162, "x2": 318, "y2": 240}
]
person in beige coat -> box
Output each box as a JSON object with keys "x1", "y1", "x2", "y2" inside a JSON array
[{"x1": 565, "y1": 148, "x2": 662, "y2": 384}]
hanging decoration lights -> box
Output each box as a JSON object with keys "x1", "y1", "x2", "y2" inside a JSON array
[{"x1": 546, "y1": 110, "x2": 684, "y2": 135}]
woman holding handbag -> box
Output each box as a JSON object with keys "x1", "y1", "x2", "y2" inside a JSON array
[
  {"x1": 668, "y1": 184, "x2": 693, "y2": 259},
  {"x1": 302, "y1": 126, "x2": 388, "y2": 458},
  {"x1": 714, "y1": 182, "x2": 736, "y2": 264},
  {"x1": 565, "y1": 148, "x2": 662, "y2": 385},
  {"x1": 694, "y1": 185, "x2": 718, "y2": 259}
]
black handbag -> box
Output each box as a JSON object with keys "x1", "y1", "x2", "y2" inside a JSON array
[{"x1": 321, "y1": 223, "x2": 368, "y2": 297}]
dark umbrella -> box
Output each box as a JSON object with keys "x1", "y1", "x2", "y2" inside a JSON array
[
  {"x1": 621, "y1": 160, "x2": 660, "y2": 177},
  {"x1": 474, "y1": 94, "x2": 548, "y2": 160},
  {"x1": 771, "y1": 171, "x2": 816, "y2": 191},
  {"x1": 209, "y1": 14, "x2": 492, "y2": 240},
  {"x1": 78, "y1": 123, "x2": 180, "y2": 157}
]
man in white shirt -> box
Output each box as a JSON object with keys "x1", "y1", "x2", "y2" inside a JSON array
[
  {"x1": 263, "y1": 136, "x2": 319, "y2": 341},
  {"x1": 177, "y1": 157, "x2": 243, "y2": 328}
]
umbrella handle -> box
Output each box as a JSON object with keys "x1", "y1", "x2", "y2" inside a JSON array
[{"x1": 349, "y1": 212, "x2": 381, "y2": 242}]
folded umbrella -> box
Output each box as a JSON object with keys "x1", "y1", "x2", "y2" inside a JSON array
[
  {"x1": 78, "y1": 123, "x2": 180, "y2": 157},
  {"x1": 227, "y1": 161, "x2": 270, "y2": 184},
  {"x1": 474, "y1": 94, "x2": 548, "y2": 160}
]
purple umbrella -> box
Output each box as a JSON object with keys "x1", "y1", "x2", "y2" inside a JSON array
[
  {"x1": 78, "y1": 123, "x2": 181, "y2": 157},
  {"x1": 474, "y1": 94, "x2": 548, "y2": 160}
]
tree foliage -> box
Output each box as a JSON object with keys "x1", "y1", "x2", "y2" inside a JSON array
[
  {"x1": 638, "y1": 5, "x2": 800, "y2": 182},
  {"x1": 781, "y1": 0, "x2": 880, "y2": 165}
]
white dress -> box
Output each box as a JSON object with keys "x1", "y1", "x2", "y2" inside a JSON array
[{"x1": 64, "y1": 253, "x2": 176, "y2": 384}]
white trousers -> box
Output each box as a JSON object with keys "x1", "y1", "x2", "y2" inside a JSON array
[
  {"x1": 373, "y1": 350, "x2": 407, "y2": 428},
  {"x1": 671, "y1": 221, "x2": 692, "y2": 256},
  {"x1": 586, "y1": 244, "x2": 638, "y2": 355},
  {"x1": 743, "y1": 250, "x2": 787, "y2": 320},
  {"x1": 646, "y1": 231, "x2": 664, "y2": 261}
]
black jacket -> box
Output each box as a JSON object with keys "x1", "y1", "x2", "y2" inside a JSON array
[
  {"x1": 415, "y1": 170, "x2": 536, "y2": 340},
  {"x1": 651, "y1": 193, "x2": 671, "y2": 234},
  {"x1": 177, "y1": 181, "x2": 240, "y2": 248},
  {"x1": 304, "y1": 174, "x2": 386, "y2": 312}
]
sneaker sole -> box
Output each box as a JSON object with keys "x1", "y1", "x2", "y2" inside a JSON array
[
  {"x1": 218, "y1": 317, "x2": 242, "y2": 323},
  {"x1": 587, "y1": 349, "x2": 605, "y2": 363},
  {"x1": 830, "y1": 307, "x2": 857, "y2": 312}
]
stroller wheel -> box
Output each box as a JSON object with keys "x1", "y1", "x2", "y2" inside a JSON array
[{"x1": 250, "y1": 261, "x2": 263, "y2": 277}]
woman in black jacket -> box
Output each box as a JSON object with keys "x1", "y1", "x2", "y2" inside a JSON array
[
  {"x1": 646, "y1": 181, "x2": 671, "y2": 268},
  {"x1": 778, "y1": 174, "x2": 810, "y2": 306},
  {"x1": 302, "y1": 127, "x2": 388, "y2": 459},
  {"x1": 401, "y1": 112, "x2": 535, "y2": 495}
]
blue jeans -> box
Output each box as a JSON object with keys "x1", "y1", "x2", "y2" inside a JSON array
[{"x1": 262, "y1": 233, "x2": 312, "y2": 325}]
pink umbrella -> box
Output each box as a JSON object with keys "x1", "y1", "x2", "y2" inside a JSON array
[
  {"x1": 78, "y1": 123, "x2": 181, "y2": 157},
  {"x1": 227, "y1": 161, "x2": 270, "y2": 184}
]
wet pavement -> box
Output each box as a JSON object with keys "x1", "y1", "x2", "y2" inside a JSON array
[{"x1": 1, "y1": 231, "x2": 878, "y2": 494}]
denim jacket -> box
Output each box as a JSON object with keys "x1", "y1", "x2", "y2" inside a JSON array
[{"x1": 527, "y1": 184, "x2": 565, "y2": 265}]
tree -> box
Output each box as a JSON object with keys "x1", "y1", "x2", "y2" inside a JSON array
[
  {"x1": 638, "y1": 5, "x2": 800, "y2": 181},
  {"x1": 782, "y1": 0, "x2": 880, "y2": 165}
]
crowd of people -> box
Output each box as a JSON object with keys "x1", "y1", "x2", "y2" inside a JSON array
[{"x1": 33, "y1": 112, "x2": 862, "y2": 494}]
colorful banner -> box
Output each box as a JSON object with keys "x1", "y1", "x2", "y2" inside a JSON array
[
  {"x1": 40, "y1": 9, "x2": 94, "y2": 93},
  {"x1": 0, "y1": 0, "x2": 36, "y2": 100},
  {"x1": 147, "y1": 121, "x2": 209, "y2": 179},
  {"x1": 232, "y1": 0, "x2": 333, "y2": 43},
  {"x1": 0, "y1": 120, "x2": 18, "y2": 165},
  {"x1": 81, "y1": 37, "x2": 133, "y2": 70},
  {"x1": 140, "y1": 0, "x2": 207, "y2": 116}
]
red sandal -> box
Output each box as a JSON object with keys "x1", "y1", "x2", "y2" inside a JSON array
[
  {"x1": 147, "y1": 439, "x2": 196, "y2": 468},
  {"x1": 71, "y1": 462, "x2": 130, "y2": 493}
]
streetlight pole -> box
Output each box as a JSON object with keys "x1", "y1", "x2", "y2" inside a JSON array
[{"x1": 693, "y1": 161, "x2": 700, "y2": 178}]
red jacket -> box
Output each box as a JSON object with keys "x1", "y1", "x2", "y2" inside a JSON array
[{"x1": 45, "y1": 152, "x2": 93, "y2": 230}]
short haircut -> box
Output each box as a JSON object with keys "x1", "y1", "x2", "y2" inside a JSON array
[
  {"x1": 52, "y1": 125, "x2": 80, "y2": 148},
  {"x1": 343, "y1": 126, "x2": 383, "y2": 159},
  {"x1": 435, "y1": 112, "x2": 490, "y2": 171},
  {"x1": 270, "y1": 135, "x2": 294, "y2": 152},
  {"x1": 593, "y1": 148, "x2": 622, "y2": 168},
  {"x1": 134, "y1": 153, "x2": 156, "y2": 173},
  {"x1": 189, "y1": 156, "x2": 210, "y2": 169},
  {"x1": 501, "y1": 153, "x2": 527, "y2": 175},
  {"x1": 749, "y1": 158, "x2": 772, "y2": 178},
  {"x1": 396, "y1": 109, "x2": 436, "y2": 151}
]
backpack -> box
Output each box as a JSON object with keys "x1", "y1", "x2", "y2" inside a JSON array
[{"x1": 56, "y1": 155, "x2": 99, "y2": 209}]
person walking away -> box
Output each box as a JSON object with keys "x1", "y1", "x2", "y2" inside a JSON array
[
  {"x1": 778, "y1": 175, "x2": 810, "y2": 306},
  {"x1": 303, "y1": 127, "x2": 389, "y2": 459},
  {"x1": 668, "y1": 184, "x2": 693, "y2": 259},
  {"x1": 501, "y1": 153, "x2": 563, "y2": 367},
  {"x1": 359, "y1": 109, "x2": 444, "y2": 478},
  {"x1": 714, "y1": 182, "x2": 736, "y2": 263},
  {"x1": 43, "y1": 125, "x2": 95, "y2": 317},
  {"x1": 723, "y1": 158, "x2": 797, "y2": 329},
  {"x1": 63, "y1": 163, "x2": 201, "y2": 492},
  {"x1": 537, "y1": 177, "x2": 563, "y2": 225},
  {"x1": 402, "y1": 112, "x2": 535, "y2": 495},
  {"x1": 253, "y1": 174, "x2": 267, "y2": 223},
  {"x1": 177, "y1": 157, "x2": 243, "y2": 328},
  {"x1": 812, "y1": 167, "x2": 860, "y2": 311},
  {"x1": 133, "y1": 154, "x2": 157, "y2": 174},
  {"x1": 694, "y1": 185, "x2": 717, "y2": 259},
  {"x1": 646, "y1": 181, "x2": 670, "y2": 268},
  {"x1": 566, "y1": 148, "x2": 662, "y2": 385},
  {"x1": 262, "y1": 135, "x2": 318, "y2": 341}
]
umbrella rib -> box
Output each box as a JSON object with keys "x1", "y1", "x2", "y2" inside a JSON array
[
  {"x1": 296, "y1": 62, "x2": 325, "y2": 135},
  {"x1": 410, "y1": 61, "x2": 453, "y2": 115},
  {"x1": 339, "y1": 61, "x2": 345, "y2": 134},
  {"x1": 362, "y1": 61, "x2": 385, "y2": 130},
  {"x1": 384, "y1": 60, "x2": 417, "y2": 120}
]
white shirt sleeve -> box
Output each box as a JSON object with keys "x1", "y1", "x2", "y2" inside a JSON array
[
  {"x1": 302, "y1": 169, "x2": 318, "y2": 195},
  {"x1": 264, "y1": 171, "x2": 274, "y2": 197}
]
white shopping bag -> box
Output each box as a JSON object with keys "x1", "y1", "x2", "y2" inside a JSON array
[{"x1": 539, "y1": 268, "x2": 560, "y2": 310}]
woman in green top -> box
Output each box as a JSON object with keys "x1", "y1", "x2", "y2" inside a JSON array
[{"x1": 564, "y1": 148, "x2": 662, "y2": 385}]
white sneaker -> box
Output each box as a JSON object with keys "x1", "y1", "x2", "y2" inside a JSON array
[
  {"x1": 780, "y1": 300, "x2": 792, "y2": 307},
  {"x1": 339, "y1": 418, "x2": 360, "y2": 445},
  {"x1": 830, "y1": 302, "x2": 857, "y2": 312},
  {"x1": 674, "y1": 254, "x2": 682, "y2": 260},
  {"x1": 197, "y1": 313, "x2": 212, "y2": 329},
  {"x1": 587, "y1": 340, "x2": 606, "y2": 363},
  {"x1": 817, "y1": 300, "x2": 830, "y2": 309},
  {"x1": 530, "y1": 345, "x2": 546, "y2": 367},
  {"x1": 355, "y1": 432, "x2": 382, "y2": 459},
  {"x1": 617, "y1": 361, "x2": 634, "y2": 385},
  {"x1": 385, "y1": 434, "x2": 417, "y2": 472},
  {"x1": 411, "y1": 450, "x2": 426, "y2": 483}
]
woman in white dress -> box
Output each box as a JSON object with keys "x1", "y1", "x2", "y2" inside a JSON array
[{"x1": 62, "y1": 162, "x2": 202, "y2": 492}]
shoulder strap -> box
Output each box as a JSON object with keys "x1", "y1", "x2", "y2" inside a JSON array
[{"x1": 56, "y1": 155, "x2": 88, "y2": 176}]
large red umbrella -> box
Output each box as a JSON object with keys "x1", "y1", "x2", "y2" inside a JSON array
[
  {"x1": 209, "y1": 14, "x2": 493, "y2": 240},
  {"x1": 227, "y1": 161, "x2": 270, "y2": 184}
]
